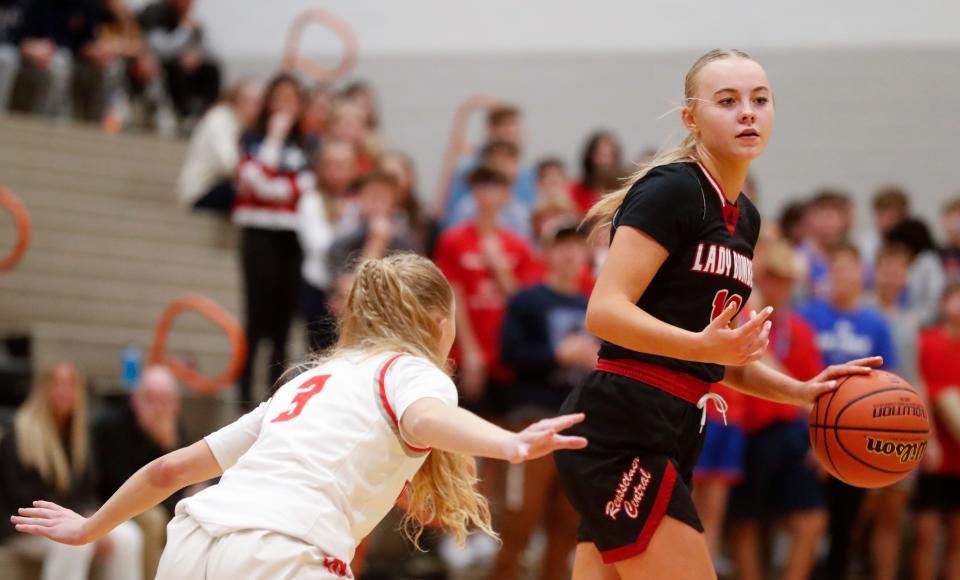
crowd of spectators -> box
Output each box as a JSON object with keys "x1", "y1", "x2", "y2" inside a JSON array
[
  {"x1": 0, "y1": 0, "x2": 220, "y2": 132},
  {"x1": 3, "y1": 3, "x2": 960, "y2": 578}
]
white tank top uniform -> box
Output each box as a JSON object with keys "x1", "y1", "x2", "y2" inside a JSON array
[{"x1": 155, "y1": 351, "x2": 457, "y2": 580}]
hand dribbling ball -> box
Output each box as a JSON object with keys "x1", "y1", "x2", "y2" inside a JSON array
[{"x1": 809, "y1": 370, "x2": 928, "y2": 488}]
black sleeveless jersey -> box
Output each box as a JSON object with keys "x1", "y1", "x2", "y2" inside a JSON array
[{"x1": 598, "y1": 162, "x2": 762, "y2": 383}]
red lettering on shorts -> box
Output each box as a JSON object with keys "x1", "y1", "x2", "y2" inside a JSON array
[{"x1": 604, "y1": 458, "x2": 653, "y2": 521}]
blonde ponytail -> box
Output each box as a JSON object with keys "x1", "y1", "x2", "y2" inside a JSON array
[
  {"x1": 402, "y1": 449, "x2": 496, "y2": 548},
  {"x1": 585, "y1": 48, "x2": 754, "y2": 235},
  {"x1": 311, "y1": 253, "x2": 495, "y2": 547}
]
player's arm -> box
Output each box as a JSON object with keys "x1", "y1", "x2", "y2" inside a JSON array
[
  {"x1": 587, "y1": 226, "x2": 772, "y2": 365},
  {"x1": 722, "y1": 356, "x2": 883, "y2": 405},
  {"x1": 400, "y1": 398, "x2": 587, "y2": 464},
  {"x1": 11, "y1": 439, "x2": 222, "y2": 545},
  {"x1": 12, "y1": 401, "x2": 267, "y2": 546}
]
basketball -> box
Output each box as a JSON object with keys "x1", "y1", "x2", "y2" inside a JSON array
[{"x1": 809, "y1": 370, "x2": 929, "y2": 488}]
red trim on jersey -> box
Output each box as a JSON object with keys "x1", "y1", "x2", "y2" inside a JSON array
[
  {"x1": 596, "y1": 359, "x2": 712, "y2": 405},
  {"x1": 600, "y1": 461, "x2": 678, "y2": 563},
  {"x1": 696, "y1": 161, "x2": 727, "y2": 206},
  {"x1": 379, "y1": 354, "x2": 432, "y2": 454},
  {"x1": 696, "y1": 162, "x2": 740, "y2": 235}
]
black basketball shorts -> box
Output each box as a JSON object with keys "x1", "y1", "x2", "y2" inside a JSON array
[{"x1": 554, "y1": 370, "x2": 707, "y2": 564}]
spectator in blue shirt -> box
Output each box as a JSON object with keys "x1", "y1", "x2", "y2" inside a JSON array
[
  {"x1": 441, "y1": 104, "x2": 537, "y2": 234},
  {"x1": 445, "y1": 140, "x2": 534, "y2": 239},
  {"x1": 796, "y1": 190, "x2": 851, "y2": 302},
  {"x1": 799, "y1": 243, "x2": 896, "y2": 368},
  {"x1": 798, "y1": 240, "x2": 896, "y2": 580}
]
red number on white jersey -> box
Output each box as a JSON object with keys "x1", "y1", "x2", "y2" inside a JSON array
[
  {"x1": 271, "y1": 374, "x2": 331, "y2": 423},
  {"x1": 710, "y1": 289, "x2": 744, "y2": 322}
]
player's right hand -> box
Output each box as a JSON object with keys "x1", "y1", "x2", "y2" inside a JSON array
[
  {"x1": 695, "y1": 304, "x2": 773, "y2": 366},
  {"x1": 11, "y1": 500, "x2": 92, "y2": 546},
  {"x1": 505, "y1": 413, "x2": 588, "y2": 464}
]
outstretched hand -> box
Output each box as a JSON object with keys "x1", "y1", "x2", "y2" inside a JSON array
[
  {"x1": 794, "y1": 356, "x2": 885, "y2": 404},
  {"x1": 504, "y1": 413, "x2": 588, "y2": 464},
  {"x1": 697, "y1": 305, "x2": 773, "y2": 366},
  {"x1": 11, "y1": 501, "x2": 92, "y2": 545}
]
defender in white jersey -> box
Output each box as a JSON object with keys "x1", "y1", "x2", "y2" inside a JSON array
[{"x1": 12, "y1": 254, "x2": 588, "y2": 579}]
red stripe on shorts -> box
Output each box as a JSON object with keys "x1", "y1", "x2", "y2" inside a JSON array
[
  {"x1": 600, "y1": 461, "x2": 678, "y2": 564},
  {"x1": 595, "y1": 358, "x2": 711, "y2": 405}
]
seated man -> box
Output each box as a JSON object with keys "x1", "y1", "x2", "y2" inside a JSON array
[{"x1": 93, "y1": 365, "x2": 184, "y2": 579}]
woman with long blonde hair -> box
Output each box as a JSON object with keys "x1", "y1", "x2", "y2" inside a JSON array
[
  {"x1": 552, "y1": 49, "x2": 883, "y2": 579},
  {"x1": 12, "y1": 254, "x2": 587, "y2": 579},
  {"x1": 0, "y1": 361, "x2": 144, "y2": 580}
]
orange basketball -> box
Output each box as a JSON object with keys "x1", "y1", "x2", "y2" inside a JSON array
[{"x1": 809, "y1": 370, "x2": 928, "y2": 488}]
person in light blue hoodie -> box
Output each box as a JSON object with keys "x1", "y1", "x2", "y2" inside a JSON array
[{"x1": 441, "y1": 104, "x2": 537, "y2": 238}]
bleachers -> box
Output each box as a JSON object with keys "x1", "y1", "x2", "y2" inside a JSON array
[{"x1": 0, "y1": 115, "x2": 242, "y2": 396}]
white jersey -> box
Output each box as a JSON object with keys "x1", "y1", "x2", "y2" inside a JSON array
[{"x1": 179, "y1": 351, "x2": 458, "y2": 563}]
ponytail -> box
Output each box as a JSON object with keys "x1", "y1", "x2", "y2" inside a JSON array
[{"x1": 401, "y1": 449, "x2": 496, "y2": 548}]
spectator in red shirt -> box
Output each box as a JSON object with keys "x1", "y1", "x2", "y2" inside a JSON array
[
  {"x1": 913, "y1": 283, "x2": 960, "y2": 580},
  {"x1": 728, "y1": 239, "x2": 827, "y2": 580},
  {"x1": 432, "y1": 165, "x2": 540, "y2": 415},
  {"x1": 569, "y1": 130, "x2": 624, "y2": 216}
]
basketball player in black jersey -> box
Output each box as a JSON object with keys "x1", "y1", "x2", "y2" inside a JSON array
[{"x1": 554, "y1": 49, "x2": 883, "y2": 579}]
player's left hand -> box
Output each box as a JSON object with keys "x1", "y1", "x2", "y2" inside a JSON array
[
  {"x1": 505, "y1": 413, "x2": 588, "y2": 464},
  {"x1": 796, "y1": 356, "x2": 884, "y2": 404},
  {"x1": 11, "y1": 500, "x2": 92, "y2": 545}
]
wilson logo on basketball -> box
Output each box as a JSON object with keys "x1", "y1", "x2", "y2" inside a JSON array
[
  {"x1": 864, "y1": 436, "x2": 927, "y2": 463},
  {"x1": 871, "y1": 401, "x2": 926, "y2": 419},
  {"x1": 605, "y1": 457, "x2": 652, "y2": 521}
]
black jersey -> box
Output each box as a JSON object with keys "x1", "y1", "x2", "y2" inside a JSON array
[{"x1": 598, "y1": 162, "x2": 761, "y2": 383}]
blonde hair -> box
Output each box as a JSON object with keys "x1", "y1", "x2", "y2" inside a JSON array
[
  {"x1": 585, "y1": 48, "x2": 755, "y2": 234},
  {"x1": 14, "y1": 361, "x2": 89, "y2": 493},
  {"x1": 318, "y1": 253, "x2": 495, "y2": 547}
]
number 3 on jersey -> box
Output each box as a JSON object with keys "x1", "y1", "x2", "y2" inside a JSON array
[
  {"x1": 711, "y1": 289, "x2": 744, "y2": 322},
  {"x1": 271, "y1": 375, "x2": 331, "y2": 423}
]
